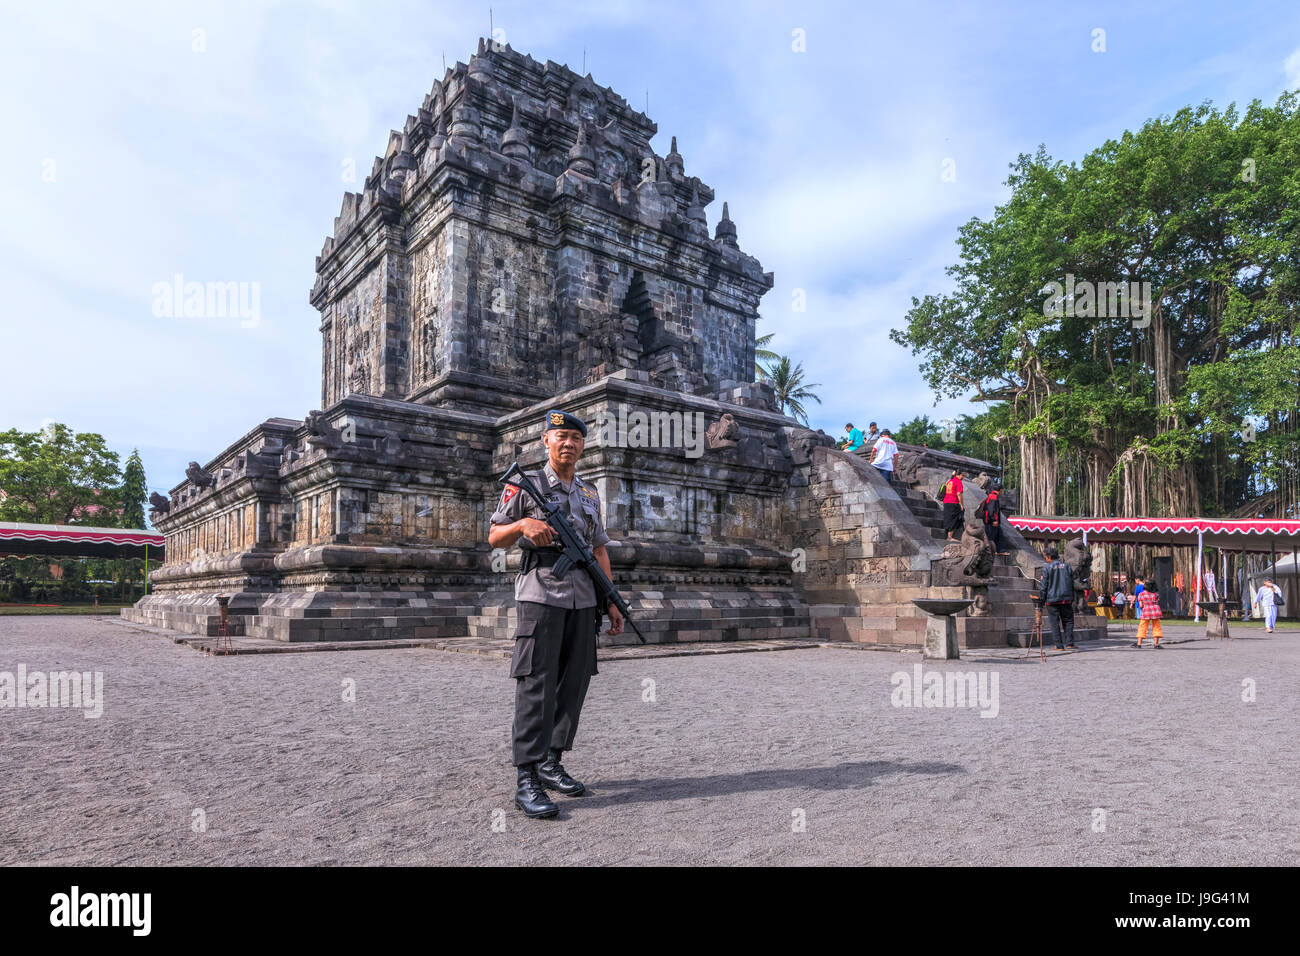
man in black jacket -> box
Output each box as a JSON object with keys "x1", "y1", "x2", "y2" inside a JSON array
[
  {"x1": 1039, "y1": 547, "x2": 1077, "y2": 650},
  {"x1": 977, "y1": 488, "x2": 1005, "y2": 554}
]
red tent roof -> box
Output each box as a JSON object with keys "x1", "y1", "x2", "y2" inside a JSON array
[
  {"x1": 1008, "y1": 516, "x2": 1300, "y2": 552},
  {"x1": 0, "y1": 522, "x2": 164, "y2": 559}
]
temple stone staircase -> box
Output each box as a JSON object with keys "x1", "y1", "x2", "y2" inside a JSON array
[{"x1": 891, "y1": 477, "x2": 1107, "y2": 648}]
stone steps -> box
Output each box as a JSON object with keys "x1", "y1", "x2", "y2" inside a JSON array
[
  {"x1": 891, "y1": 476, "x2": 1052, "y2": 649},
  {"x1": 242, "y1": 612, "x2": 472, "y2": 642}
]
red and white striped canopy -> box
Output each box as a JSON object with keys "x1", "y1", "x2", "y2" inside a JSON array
[
  {"x1": 0, "y1": 522, "x2": 164, "y2": 559},
  {"x1": 1008, "y1": 516, "x2": 1300, "y2": 552}
]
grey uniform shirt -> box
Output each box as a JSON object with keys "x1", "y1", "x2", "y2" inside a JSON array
[{"x1": 490, "y1": 461, "x2": 612, "y2": 609}]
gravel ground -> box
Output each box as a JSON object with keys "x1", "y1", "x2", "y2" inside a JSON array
[{"x1": 0, "y1": 615, "x2": 1295, "y2": 866}]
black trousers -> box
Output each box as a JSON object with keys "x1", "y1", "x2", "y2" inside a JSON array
[
  {"x1": 511, "y1": 601, "x2": 598, "y2": 766},
  {"x1": 942, "y1": 502, "x2": 963, "y2": 536},
  {"x1": 1046, "y1": 602, "x2": 1075, "y2": 647},
  {"x1": 985, "y1": 521, "x2": 1003, "y2": 551}
]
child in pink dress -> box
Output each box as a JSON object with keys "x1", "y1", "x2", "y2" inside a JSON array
[{"x1": 1134, "y1": 585, "x2": 1163, "y2": 648}]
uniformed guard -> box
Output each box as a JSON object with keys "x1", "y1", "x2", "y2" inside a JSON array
[{"x1": 488, "y1": 409, "x2": 625, "y2": 819}]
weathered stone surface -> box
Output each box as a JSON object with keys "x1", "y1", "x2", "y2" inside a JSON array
[
  {"x1": 310, "y1": 42, "x2": 773, "y2": 415},
  {"x1": 932, "y1": 519, "x2": 995, "y2": 588},
  {"x1": 922, "y1": 614, "x2": 960, "y2": 659},
  {"x1": 1064, "y1": 536, "x2": 1093, "y2": 611}
]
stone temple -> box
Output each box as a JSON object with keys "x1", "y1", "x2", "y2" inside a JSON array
[{"x1": 125, "y1": 40, "x2": 1103, "y2": 650}]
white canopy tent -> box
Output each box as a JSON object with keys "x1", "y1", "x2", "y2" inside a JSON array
[{"x1": 1244, "y1": 552, "x2": 1297, "y2": 618}]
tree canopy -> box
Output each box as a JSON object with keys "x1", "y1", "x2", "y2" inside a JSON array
[
  {"x1": 120, "y1": 449, "x2": 148, "y2": 529},
  {"x1": 891, "y1": 93, "x2": 1300, "y2": 522},
  {"x1": 0, "y1": 424, "x2": 127, "y2": 525},
  {"x1": 762, "y1": 355, "x2": 822, "y2": 426}
]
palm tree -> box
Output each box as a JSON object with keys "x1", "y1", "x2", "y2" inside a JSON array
[
  {"x1": 762, "y1": 355, "x2": 821, "y2": 425},
  {"x1": 755, "y1": 332, "x2": 779, "y2": 381}
]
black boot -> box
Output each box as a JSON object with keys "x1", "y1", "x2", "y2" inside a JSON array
[
  {"x1": 515, "y1": 762, "x2": 559, "y2": 818},
  {"x1": 537, "y1": 748, "x2": 585, "y2": 796}
]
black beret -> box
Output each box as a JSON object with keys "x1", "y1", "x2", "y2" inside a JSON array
[{"x1": 544, "y1": 409, "x2": 587, "y2": 437}]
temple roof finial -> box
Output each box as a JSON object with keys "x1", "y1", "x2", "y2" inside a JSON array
[
  {"x1": 566, "y1": 122, "x2": 596, "y2": 176},
  {"x1": 666, "y1": 135, "x2": 684, "y2": 176},
  {"x1": 501, "y1": 97, "x2": 531, "y2": 161},
  {"x1": 715, "y1": 200, "x2": 738, "y2": 247}
]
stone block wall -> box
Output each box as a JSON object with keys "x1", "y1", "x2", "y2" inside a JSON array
[
  {"x1": 785, "y1": 444, "x2": 953, "y2": 645},
  {"x1": 127, "y1": 376, "x2": 812, "y2": 645}
]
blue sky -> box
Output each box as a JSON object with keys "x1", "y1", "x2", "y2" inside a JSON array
[{"x1": 2, "y1": 0, "x2": 1298, "y2": 515}]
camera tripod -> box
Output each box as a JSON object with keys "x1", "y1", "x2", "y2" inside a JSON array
[{"x1": 1023, "y1": 603, "x2": 1046, "y2": 662}]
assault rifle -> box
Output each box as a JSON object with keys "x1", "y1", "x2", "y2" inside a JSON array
[{"x1": 498, "y1": 462, "x2": 646, "y2": 643}]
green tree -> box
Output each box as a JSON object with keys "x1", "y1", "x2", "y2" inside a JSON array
[
  {"x1": 891, "y1": 93, "x2": 1300, "y2": 522},
  {"x1": 761, "y1": 355, "x2": 822, "y2": 425},
  {"x1": 0, "y1": 558, "x2": 15, "y2": 601},
  {"x1": 943, "y1": 408, "x2": 1017, "y2": 475},
  {"x1": 891, "y1": 93, "x2": 1300, "y2": 596},
  {"x1": 0, "y1": 424, "x2": 123, "y2": 524},
  {"x1": 120, "y1": 449, "x2": 148, "y2": 529},
  {"x1": 894, "y1": 415, "x2": 945, "y2": 447}
]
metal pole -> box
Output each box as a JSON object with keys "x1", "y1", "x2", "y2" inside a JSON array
[
  {"x1": 1082, "y1": 529, "x2": 1089, "y2": 600},
  {"x1": 1271, "y1": 536, "x2": 1277, "y2": 597},
  {"x1": 1194, "y1": 530, "x2": 1203, "y2": 623},
  {"x1": 1292, "y1": 544, "x2": 1298, "y2": 621},
  {"x1": 144, "y1": 543, "x2": 149, "y2": 596},
  {"x1": 1247, "y1": 551, "x2": 1256, "y2": 617}
]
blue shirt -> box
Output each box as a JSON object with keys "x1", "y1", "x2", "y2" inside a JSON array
[{"x1": 845, "y1": 427, "x2": 864, "y2": 450}]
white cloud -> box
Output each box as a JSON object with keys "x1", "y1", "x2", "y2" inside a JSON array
[
  {"x1": 1285, "y1": 46, "x2": 1300, "y2": 91},
  {"x1": 759, "y1": 254, "x2": 977, "y2": 436}
]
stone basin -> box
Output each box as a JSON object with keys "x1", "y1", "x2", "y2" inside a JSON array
[{"x1": 912, "y1": 598, "x2": 973, "y2": 616}]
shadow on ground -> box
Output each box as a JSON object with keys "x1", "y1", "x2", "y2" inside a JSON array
[{"x1": 572, "y1": 759, "x2": 966, "y2": 808}]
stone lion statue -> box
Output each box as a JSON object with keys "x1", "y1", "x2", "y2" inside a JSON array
[
  {"x1": 932, "y1": 519, "x2": 995, "y2": 587},
  {"x1": 706, "y1": 413, "x2": 740, "y2": 450},
  {"x1": 1063, "y1": 537, "x2": 1092, "y2": 610},
  {"x1": 185, "y1": 461, "x2": 215, "y2": 488},
  {"x1": 894, "y1": 452, "x2": 923, "y2": 484}
]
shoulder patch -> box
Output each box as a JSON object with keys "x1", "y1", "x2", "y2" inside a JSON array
[{"x1": 501, "y1": 485, "x2": 519, "y2": 505}]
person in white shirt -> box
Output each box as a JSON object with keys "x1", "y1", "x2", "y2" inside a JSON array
[
  {"x1": 1112, "y1": 589, "x2": 1127, "y2": 619},
  {"x1": 1253, "y1": 578, "x2": 1283, "y2": 633},
  {"x1": 871, "y1": 429, "x2": 898, "y2": 484}
]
